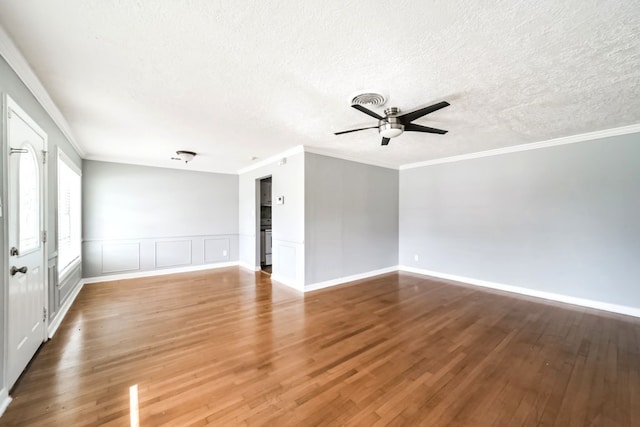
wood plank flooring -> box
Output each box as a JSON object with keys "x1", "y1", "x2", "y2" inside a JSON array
[{"x1": 2, "y1": 267, "x2": 639, "y2": 426}]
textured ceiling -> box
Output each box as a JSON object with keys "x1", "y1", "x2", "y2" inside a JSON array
[{"x1": 0, "y1": 1, "x2": 639, "y2": 173}]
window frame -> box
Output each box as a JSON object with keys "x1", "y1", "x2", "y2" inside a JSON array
[{"x1": 57, "y1": 147, "x2": 82, "y2": 280}]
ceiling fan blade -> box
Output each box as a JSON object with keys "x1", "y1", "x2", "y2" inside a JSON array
[
  {"x1": 351, "y1": 104, "x2": 383, "y2": 120},
  {"x1": 381, "y1": 137, "x2": 390, "y2": 146},
  {"x1": 404, "y1": 123, "x2": 448, "y2": 134},
  {"x1": 334, "y1": 126, "x2": 378, "y2": 135},
  {"x1": 398, "y1": 101, "x2": 450, "y2": 124}
]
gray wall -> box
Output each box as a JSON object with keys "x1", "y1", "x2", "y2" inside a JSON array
[
  {"x1": 305, "y1": 153, "x2": 399, "y2": 286},
  {"x1": 1, "y1": 54, "x2": 83, "y2": 389},
  {"x1": 82, "y1": 161, "x2": 238, "y2": 277},
  {"x1": 399, "y1": 134, "x2": 640, "y2": 309},
  {"x1": 238, "y1": 151, "x2": 305, "y2": 288}
]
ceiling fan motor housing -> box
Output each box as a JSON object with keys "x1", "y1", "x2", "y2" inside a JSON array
[{"x1": 379, "y1": 108, "x2": 404, "y2": 138}]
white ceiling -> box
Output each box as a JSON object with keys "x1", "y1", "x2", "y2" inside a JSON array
[{"x1": 1, "y1": 1, "x2": 639, "y2": 174}]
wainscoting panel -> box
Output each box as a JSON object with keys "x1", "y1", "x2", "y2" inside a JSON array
[
  {"x1": 47, "y1": 259, "x2": 59, "y2": 321},
  {"x1": 155, "y1": 240, "x2": 192, "y2": 268},
  {"x1": 238, "y1": 234, "x2": 257, "y2": 269},
  {"x1": 83, "y1": 234, "x2": 239, "y2": 278},
  {"x1": 204, "y1": 238, "x2": 230, "y2": 263},
  {"x1": 46, "y1": 254, "x2": 83, "y2": 335},
  {"x1": 59, "y1": 265, "x2": 83, "y2": 304},
  {"x1": 102, "y1": 242, "x2": 140, "y2": 273},
  {"x1": 271, "y1": 239, "x2": 305, "y2": 290},
  {"x1": 277, "y1": 244, "x2": 296, "y2": 278}
]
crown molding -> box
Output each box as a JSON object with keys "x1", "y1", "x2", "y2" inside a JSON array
[
  {"x1": 400, "y1": 123, "x2": 640, "y2": 170},
  {"x1": 238, "y1": 122, "x2": 640, "y2": 175},
  {"x1": 303, "y1": 146, "x2": 399, "y2": 170},
  {"x1": 0, "y1": 25, "x2": 86, "y2": 157},
  {"x1": 237, "y1": 145, "x2": 304, "y2": 174},
  {"x1": 83, "y1": 154, "x2": 241, "y2": 176},
  {"x1": 236, "y1": 144, "x2": 400, "y2": 175}
]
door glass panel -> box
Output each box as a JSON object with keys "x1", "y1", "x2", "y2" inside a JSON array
[{"x1": 18, "y1": 145, "x2": 40, "y2": 252}]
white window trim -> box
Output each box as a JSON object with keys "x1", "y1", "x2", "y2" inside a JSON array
[{"x1": 57, "y1": 147, "x2": 82, "y2": 281}]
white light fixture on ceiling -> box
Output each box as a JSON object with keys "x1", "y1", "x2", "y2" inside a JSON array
[
  {"x1": 379, "y1": 122, "x2": 404, "y2": 138},
  {"x1": 174, "y1": 150, "x2": 196, "y2": 163}
]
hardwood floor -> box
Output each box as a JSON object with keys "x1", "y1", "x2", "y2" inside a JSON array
[{"x1": 2, "y1": 268, "x2": 639, "y2": 426}]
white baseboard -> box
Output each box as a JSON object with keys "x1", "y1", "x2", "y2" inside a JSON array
[
  {"x1": 399, "y1": 266, "x2": 640, "y2": 318},
  {"x1": 83, "y1": 261, "x2": 240, "y2": 284},
  {"x1": 304, "y1": 266, "x2": 399, "y2": 292},
  {"x1": 48, "y1": 279, "x2": 84, "y2": 339},
  {"x1": 270, "y1": 275, "x2": 304, "y2": 292},
  {"x1": 238, "y1": 261, "x2": 261, "y2": 272},
  {"x1": 0, "y1": 388, "x2": 11, "y2": 418}
]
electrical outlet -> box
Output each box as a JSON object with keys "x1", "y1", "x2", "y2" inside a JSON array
[
  {"x1": 414, "y1": 254, "x2": 419, "y2": 262},
  {"x1": 223, "y1": 250, "x2": 228, "y2": 257}
]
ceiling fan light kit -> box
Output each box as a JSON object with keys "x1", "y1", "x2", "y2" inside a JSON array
[
  {"x1": 379, "y1": 108, "x2": 404, "y2": 139},
  {"x1": 335, "y1": 101, "x2": 450, "y2": 146}
]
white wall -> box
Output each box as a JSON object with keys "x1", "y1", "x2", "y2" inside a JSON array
[
  {"x1": 82, "y1": 161, "x2": 238, "y2": 277},
  {"x1": 399, "y1": 133, "x2": 640, "y2": 311},
  {"x1": 238, "y1": 151, "x2": 305, "y2": 289},
  {"x1": 305, "y1": 153, "x2": 398, "y2": 287},
  {"x1": 239, "y1": 151, "x2": 399, "y2": 291}
]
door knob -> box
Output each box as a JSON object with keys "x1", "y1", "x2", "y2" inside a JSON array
[{"x1": 10, "y1": 266, "x2": 27, "y2": 276}]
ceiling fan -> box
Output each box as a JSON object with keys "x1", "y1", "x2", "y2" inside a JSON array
[{"x1": 335, "y1": 101, "x2": 450, "y2": 145}]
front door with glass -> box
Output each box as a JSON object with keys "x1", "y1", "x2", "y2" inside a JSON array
[{"x1": 6, "y1": 97, "x2": 48, "y2": 389}]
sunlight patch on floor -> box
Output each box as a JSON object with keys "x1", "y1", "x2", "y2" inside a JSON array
[{"x1": 129, "y1": 384, "x2": 139, "y2": 427}]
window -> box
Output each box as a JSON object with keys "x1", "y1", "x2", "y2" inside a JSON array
[
  {"x1": 19, "y1": 144, "x2": 40, "y2": 253},
  {"x1": 57, "y1": 150, "x2": 81, "y2": 278}
]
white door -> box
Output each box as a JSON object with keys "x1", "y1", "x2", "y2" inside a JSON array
[{"x1": 6, "y1": 97, "x2": 48, "y2": 389}]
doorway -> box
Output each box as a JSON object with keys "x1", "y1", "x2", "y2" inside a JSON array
[
  {"x1": 258, "y1": 176, "x2": 272, "y2": 274},
  {"x1": 5, "y1": 96, "x2": 49, "y2": 390}
]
